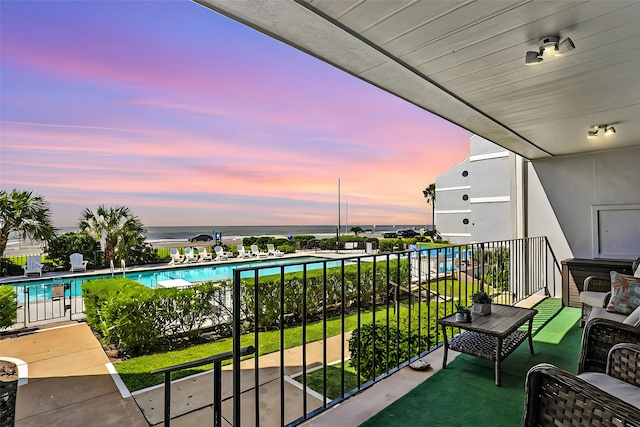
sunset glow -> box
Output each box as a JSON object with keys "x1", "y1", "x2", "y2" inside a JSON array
[{"x1": 0, "y1": 1, "x2": 471, "y2": 227}]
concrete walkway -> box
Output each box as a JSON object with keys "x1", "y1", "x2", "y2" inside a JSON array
[
  {"x1": 0, "y1": 322, "x2": 147, "y2": 427},
  {"x1": 1, "y1": 322, "x2": 439, "y2": 427}
]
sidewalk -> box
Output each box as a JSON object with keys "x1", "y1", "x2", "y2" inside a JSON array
[
  {"x1": 0, "y1": 322, "x2": 147, "y2": 427},
  {"x1": 0, "y1": 321, "x2": 447, "y2": 427}
]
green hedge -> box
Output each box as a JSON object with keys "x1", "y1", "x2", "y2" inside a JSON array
[
  {"x1": 82, "y1": 278, "x2": 224, "y2": 354},
  {"x1": 0, "y1": 285, "x2": 18, "y2": 329},
  {"x1": 238, "y1": 260, "x2": 409, "y2": 331},
  {"x1": 348, "y1": 305, "x2": 444, "y2": 379}
]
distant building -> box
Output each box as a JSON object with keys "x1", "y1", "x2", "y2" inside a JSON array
[{"x1": 435, "y1": 135, "x2": 524, "y2": 244}]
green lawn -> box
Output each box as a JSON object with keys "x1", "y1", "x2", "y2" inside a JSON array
[
  {"x1": 115, "y1": 302, "x2": 420, "y2": 391},
  {"x1": 303, "y1": 361, "x2": 363, "y2": 400},
  {"x1": 114, "y1": 275, "x2": 469, "y2": 392}
]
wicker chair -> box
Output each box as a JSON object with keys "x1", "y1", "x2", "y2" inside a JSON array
[
  {"x1": 578, "y1": 317, "x2": 640, "y2": 374},
  {"x1": 580, "y1": 256, "x2": 640, "y2": 326},
  {"x1": 524, "y1": 343, "x2": 640, "y2": 426}
]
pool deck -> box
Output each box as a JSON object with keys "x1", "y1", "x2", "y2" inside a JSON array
[{"x1": 1, "y1": 250, "x2": 374, "y2": 286}]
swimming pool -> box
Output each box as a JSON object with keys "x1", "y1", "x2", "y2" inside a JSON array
[{"x1": 9, "y1": 256, "x2": 343, "y2": 301}]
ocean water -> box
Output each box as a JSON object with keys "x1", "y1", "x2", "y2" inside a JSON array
[{"x1": 47, "y1": 224, "x2": 429, "y2": 244}]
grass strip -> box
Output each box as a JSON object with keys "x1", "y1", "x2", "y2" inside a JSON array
[
  {"x1": 303, "y1": 362, "x2": 363, "y2": 400},
  {"x1": 116, "y1": 303, "x2": 410, "y2": 391}
]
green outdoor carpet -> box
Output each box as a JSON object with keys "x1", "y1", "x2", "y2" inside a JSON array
[
  {"x1": 533, "y1": 307, "x2": 581, "y2": 344},
  {"x1": 521, "y1": 297, "x2": 564, "y2": 335},
  {"x1": 360, "y1": 304, "x2": 583, "y2": 427}
]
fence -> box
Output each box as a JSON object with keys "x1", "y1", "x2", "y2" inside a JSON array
[
  {"x1": 223, "y1": 236, "x2": 559, "y2": 426},
  {"x1": 4, "y1": 237, "x2": 561, "y2": 425}
]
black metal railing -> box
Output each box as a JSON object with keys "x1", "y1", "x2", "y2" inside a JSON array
[
  {"x1": 10, "y1": 280, "x2": 86, "y2": 327},
  {"x1": 152, "y1": 346, "x2": 255, "y2": 427},
  {"x1": 227, "y1": 236, "x2": 561, "y2": 426}
]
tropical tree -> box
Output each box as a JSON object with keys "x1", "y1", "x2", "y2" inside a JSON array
[
  {"x1": 78, "y1": 205, "x2": 146, "y2": 264},
  {"x1": 422, "y1": 183, "x2": 436, "y2": 230},
  {"x1": 0, "y1": 189, "x2": 56, "y2": 257},
  {"x1": 350, "y1": 226, "x2": 364, "y2": 236}
]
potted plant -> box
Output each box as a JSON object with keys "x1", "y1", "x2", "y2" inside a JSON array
[
  {"x1": 455, "y1": 303, "x2": 472, "y2": 322},
  {"x1": 472, "y1": 290, "x2": 492, "y2": 315}
]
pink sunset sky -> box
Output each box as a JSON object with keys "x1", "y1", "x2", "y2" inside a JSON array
[{"x1": 0, "y1": 1, "x2": 472, "y2": 228}]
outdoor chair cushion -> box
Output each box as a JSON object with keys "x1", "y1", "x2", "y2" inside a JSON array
[
  {"x1": 623, "y1": 305, "x2": 640, "y2": 327},
  {"x1": 606, "y1": 271, "x2": 640, "y2": 315},
  {"x1": 578, "y1": 372, "x2": 640, "y2": 408},
  {"x1": 587, "y1": 307, "x2": 626, "y2": 324},
  {"x1": 581, "y1": 290, "x2": 609, "y2": 308}
]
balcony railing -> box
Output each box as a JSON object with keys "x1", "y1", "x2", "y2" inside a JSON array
[
  {"x1": 224, "y1": 236, "x2": 560, "y2": 426},
  {"x1": 4, "y1": 236, "x2": 561, "y2": 425}
]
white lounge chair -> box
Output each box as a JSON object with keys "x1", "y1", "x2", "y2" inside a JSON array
[
  {"x1": 214, "y1": 246, "x2": 228, "y2": 261},
  {"x1": 22, "y1": 255, "x2": 43, "y2": 277},
  {"x1": 69, "y1": 253, "x2": 88, "y2": 272},
  {"x1": 237, "y1": 245, "x2": 251, "y2": 258},
  {"x1": 169, "y1": 247, "x2": 184, "y2": 265},
  {"x1": 267, "y1": 244, "x2": 284, "y2": 257},
  {"x1": 251, "y1": 245, "x2": 268, "y2": 258},
  {"x1": 196, "y1": 246, "x2": 212, "y2": 262},
  {"x1": 184, "y1": 247, "x2": 198, "y2": 263}
]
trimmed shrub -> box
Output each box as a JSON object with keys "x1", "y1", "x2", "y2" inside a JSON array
[
  {"x1": 292, "y1": 235, "x2": 315, "y2": 242},
  {"x1": 239, "y1": 260, "x2": 407, "y2": 331},
  {"x1": 0, "y1": 259, "x2": 23, "y2": 276},
  {"x1": 82, "y1": 278, "x2": 224, "y2": 354},
  {"x1": 46, "y1": 232, "x2": 100, "y2": 268},
  {"x1": 0, "y1": 285, "x2": 18, "y2": 329},
  {"x1": 348, "y1": 307, "x2": 442, "y2": 379}
]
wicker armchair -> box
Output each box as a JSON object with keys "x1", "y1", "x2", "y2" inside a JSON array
[
  {"x1": 580, "y1": 256, "x2": 640, "y2": 326},
  {"x1": 578, "y1": 317, "x2": 640, "y2": 373},
  {"x1": 524, "y1": 343, "x2": 640, "y2": 426}
]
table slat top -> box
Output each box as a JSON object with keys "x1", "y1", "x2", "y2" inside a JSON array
[{"x1": 437, "y1": 304, "x2": 537, "y2": 338}]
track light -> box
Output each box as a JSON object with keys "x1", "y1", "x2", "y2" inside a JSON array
[
  {"x1": 525, "y1": 36, "x2": 575, "y2": 65},
  {"x1": 557, "y1": 37, "x2": 575, "y2": 55},
  {"x1": 588, "y1": 125, "x2": 616, "y2": 138}
]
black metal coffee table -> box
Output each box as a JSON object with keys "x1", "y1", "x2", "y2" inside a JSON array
[{"x1": 437, "y1": 304, "x2": 537, "y2": 386}]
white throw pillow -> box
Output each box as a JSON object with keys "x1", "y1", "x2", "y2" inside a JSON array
[
  {"x1": 635, "y1": 263, "x2": 640, "y2": 278},
  {"x1": 623, "y1": 305, "x2": 640, "y2": 327}
]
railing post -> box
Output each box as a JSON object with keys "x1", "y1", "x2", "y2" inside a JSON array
[
  {"x1": 232, "y1": 269, "x2": 241, "y2": 427},
  {"x1": 163, "y1": 372, "x2": 171, "y2": 427},
  {"x1": 214, "y1": 360, "x2": 221, "y2": 427}
]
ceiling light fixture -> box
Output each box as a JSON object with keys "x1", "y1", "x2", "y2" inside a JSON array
[
  {"x1": 587, "y1": 125, "x2": 616, "y2": 138},
  {"x1": 525, "y1": 35, "x2": 575, "y2": 65}
]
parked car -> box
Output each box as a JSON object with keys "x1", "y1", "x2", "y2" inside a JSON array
[
  {"x1": 397, "y1": 229, "x2": 419, "y2": 238},
  {"x1": 189, "y1": 234, "x2": 214, "y2": 243}
]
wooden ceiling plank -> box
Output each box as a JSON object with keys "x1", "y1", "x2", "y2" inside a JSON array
[{"x1": 422, "y1": 1, "x2": 634, "y2": 80}]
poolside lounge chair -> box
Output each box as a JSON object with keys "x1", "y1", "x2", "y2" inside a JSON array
[
  {"x1": 237, "y1": 245, "x2": 251, "y2": 259},
  {"x1": 267, "y1": 244, "x2": 284, "y2": 257},
  {"x1": 184, "y1": 247, "x2": 198, "y2": 263},
  {"x1": 69, "y1": 253, "x2": 88, "y2": 272},
  {"x1": 196, "y1": 246, "x2": 213, "y2": 262},
  {"x1": 251, "y1": 244, "x2": 268, "y2": 258},
  {"x1": 169, "y1": 247, "x2": 184, "y2": 265},
  {"x1": 22, "y1": 255, "x2": 43, "y2": 277},
  {"x1": 214, "y1": 246, "x2": 228, "y2": 261}
]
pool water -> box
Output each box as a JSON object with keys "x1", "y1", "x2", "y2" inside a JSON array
[{"x1": 11, "y1": 256, "x2": 342, "y2": 301}]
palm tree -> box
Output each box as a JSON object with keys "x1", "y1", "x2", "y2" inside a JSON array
[
  {"x1": 422, "y1": 183, "x2": 436, "y2": 231},
  {"x1": 0, "y1": 189, "x2": 56, "y2": 257},
  {"x1": 78, "y1": 205, "x2": 146, "y2": 264}
]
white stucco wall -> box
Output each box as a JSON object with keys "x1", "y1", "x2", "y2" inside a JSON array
[{"x1": 529, "y1": 146, "x2": 640, "y2": 260}]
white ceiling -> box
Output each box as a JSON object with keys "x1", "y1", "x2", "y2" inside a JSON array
[{"x1": 195, "y1": 0, "x2": 640, "y2": 160}]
